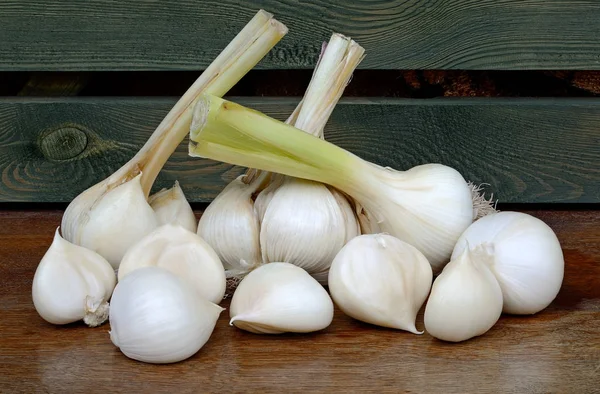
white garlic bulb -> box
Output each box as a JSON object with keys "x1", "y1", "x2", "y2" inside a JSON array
[
  {"x1": 260, "y1": 178, "x2": 360, "y2": 284},
  {"x1": 32, "y1": 228, "x2": 116, "y2": 327},
  {"x1": 229, "y1": 262, "x2": 334, "y2": 334},
  {"x1": 149, "y1": 180, "x2": 197, "y2": 233},
  {"x1": 451, "y1": 211, "x2": 564, "y2": 315},
  {"x1": 424, "y1": 247, "x2": 503, "y2": 342},
  {"x1": 328, "y1": 234, "x2": 432, "y2": 334},
  {"x1": 118, "y1": 224, "x2": 226, "y2": 304},
  {"x1": 109, "y1": 266, "x2": 224, "y2": 364},
  {"x1": 62, "y1": 173, "x2": 159, "y2": 269},
  {"x1": 197, "y1": 175, "x2": 263, "y2": 276}
]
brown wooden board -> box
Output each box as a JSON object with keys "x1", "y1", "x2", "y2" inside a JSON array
[
  {"x1": 0, "y1": 97, "x2": 598, "y2": 204},
  {"x1": 2, "y1": 0, "x2": 600, "y2": 71},
  {"x1": 0, "y1": 208, "x2": 598, "y2": 393}
]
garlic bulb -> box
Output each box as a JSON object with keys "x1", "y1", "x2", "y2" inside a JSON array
[
  {"x1": 63, "y1": 173, "x2": 159, "y2": 269},
  {"x1": 260, "y1": 178, "x2": 360, "y2": 284},
  {"x1": 149, "y1": 181, "x2": 197, "y2": 233},
  {"x1": 327, "y1": 234, "x2": 432, "y2": 334},
  {"x1": 109, "y1": 266, "x2": 224, "y2": 364},
  {"x1": 118, "y1": 224, "x2": 226, "y2": 304},
  {"x1": 32, "y1": 228, "x2": 116, "y2": 327},
  {"x1": 257, "y1": 34, "x2": 364, "y2": 283},
  {"x1": 61, "y1": 10, "x2": 287, "y2": 269},
  {"x1": 424, "y1": 247, "x2": 503, "y2": 342},
  {"x1": 229, "y1": 262, "x2": 334, "y2": 334},
  {"x1": 451, "y1": 211, "x2": 564, "y2": 315},
  {"x1": 197, "y1": 174, "x2": 264, "y2": 276}
]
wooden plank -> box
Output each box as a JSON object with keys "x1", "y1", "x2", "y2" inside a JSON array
[
  {"x1": 2, "y1": 0, "x2": 600, "y2": 71},
  {"x1": 0, "y1": 208, "x2": 598, "y2": 393},
  {"x1": 0, "y1": 97, "x2": 598, "y2": 204}
]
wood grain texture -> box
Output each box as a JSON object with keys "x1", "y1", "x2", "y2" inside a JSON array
[
  {"x1": 0, "y1": 97, "x2": 599, "y2": 204},
  {"x1": 0, "y1": 208, "x2": 598, "y2": 393},
  {"x1": 2, "y1": 0, "x2": 600, "y2": 71}
]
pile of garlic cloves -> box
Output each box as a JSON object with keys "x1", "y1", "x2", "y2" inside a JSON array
[{"x1": 31, "y1": 9, "x2": 566, "y2": 367}]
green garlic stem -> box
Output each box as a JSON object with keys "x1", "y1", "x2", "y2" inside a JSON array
[{"x1": 189, "y1": 94, "x2": 365, "y2": 196}]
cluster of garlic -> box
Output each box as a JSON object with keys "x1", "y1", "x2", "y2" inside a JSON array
[
  {"x1": 30, "y1": 9, "x2": 567, "y2": 371},
  {"x1": 198, "y1": 33, "x2": 364, "y2": 285},
  {"x1": 31, "y1": 10, "x2": 291, "y2": 365},
  {"x1": 325, "y1": 210, "x2": 564, "y2": 342}
]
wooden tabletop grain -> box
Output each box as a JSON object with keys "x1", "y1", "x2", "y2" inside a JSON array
[{"x1": 0, "y1": 209, "x2": 598, "y2": 393}]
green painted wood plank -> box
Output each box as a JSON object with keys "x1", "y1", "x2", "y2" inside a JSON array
[
  {"x1": 2, "y1": 1, "x2": 600, "y2": 71},
  {"x1": 0, "y1": 97, "x2": 598, "y2": 204}
]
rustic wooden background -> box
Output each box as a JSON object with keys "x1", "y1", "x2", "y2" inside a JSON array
[{"x1": 0, "y1": 0, "x2": 599, "y2": 205}]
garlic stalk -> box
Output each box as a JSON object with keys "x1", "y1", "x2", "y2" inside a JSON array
[
  {"x1": 109, "y1": 267, "x2": 224, "y2": 364},
  {"x1": 229, "y1": 262, "x2": 334, "y2": 334},
  {"x1": 258, "y1": 34, "x2": 364, "y2": 284},
  {"x1": 61, "y1": 10, "x2": 287, "y2": 268},
  {"x1": 149, "y1": 181, "x2": 197, "y2": 233},
  {"x1": 118, "y1": 224, "x2": 226, "y2": 304},
  {"x1": 451, "y1": 211, "x2": 564, "y2": 315},
  {"x1": 198, "y1": 33, "x2": 363, "y2": 281},
  {"x1": 32, "y1": 228, "x2": 116, "y2": 327},
  {"x1": 327, "y1": 234, "x2": 432, "y2": 334},
  {"x1": 424, "y1": 246, "x2": 503, "y2": 342},
  {"x1": 188, "y1": 95, "x2": 473, "y2": 273}
]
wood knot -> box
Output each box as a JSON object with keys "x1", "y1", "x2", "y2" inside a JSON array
[{"x1": 39, "y1": 125, "x2": 88, "y2": 161}]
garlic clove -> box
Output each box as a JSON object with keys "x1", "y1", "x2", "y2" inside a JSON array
[
  {"x1": 329, "y1": 186, "x2": 361, "y2": 243},
  {"x1": 253, "y1": 173, "x2": 284, "y2": 223},
  {"x1": 66, "y1": 172, "x2": 159, "y2": 269},
  {"x1": 424, "y1": 247, "x2": 503, "y2": 342},
  {"x1": 197, "y1": 175, "x2": 263, "y2": 276},
  {"x1": 32, "y1": 228, "x2": 116, "y2": 327},
  {"x1": 327, "y1": 234, "x2": 433, "y2": 334},
  {"x1": 109, "y1": 266, "x2": 224, "y2": 364},
  {"x1": 118, "y1": 224, "x2": 226, "y2": 304},
  {"x1": 229, "y1": 262, "x2": 334, "y2": 334},
  {"x1": 260, "y1": 177, "x2": 357, "y2": 284},
  {"x1": 149, "y1": 180, "x2": 198, "y2": 233},
  {"x1": 451, "y1": 211, "x2": 564, "y2": 315}
]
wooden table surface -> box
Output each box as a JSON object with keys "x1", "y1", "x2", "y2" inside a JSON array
[{"x1": 0, "y1": 208, "x2": 598, "y2": 393}]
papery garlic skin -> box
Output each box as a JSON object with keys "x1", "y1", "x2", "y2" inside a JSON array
[
  {"x1": 424, "y1": 247, "x2": 503, "y2": 342},
  {"x1": 451, "y1": 211, "x2": 564, "y2": 315},
  {"x1": 358, "y1": 163, "x2": 474, "y2": 274},
  {"x1": 32, "y1": 228, "x2": 116, "y2": 327},
  {"x1": 260, "y1": 178, "x2": 359, "y2": 284},
  {"x1": 327, "y1": 234, "x2": 432, "y2": 334},
  {"x1": 64, "y1": 173, "x2": 159, "y2": 269},
  {"x1": 197, "y1": 175, "x2": 262, "y2": 276},
  {"x1": 149, "y1": 181, "x2": 197, "y2": 233},
  {"x1": 229, "y1": 262, "x2": 334, "y2": 334},
  {"x1": 109, "y1": 266, "x2": 224, "y2": 364},
  {"x1": 118, "y1": 224, "x2": 226, "y2": 304}
]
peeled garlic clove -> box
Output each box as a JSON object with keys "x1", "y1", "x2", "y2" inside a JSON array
[
  {"x1": 197, "y1": 175, "x2": 262, "y2": 275},
  {"x1": 63, "y1": 173, "x2": 159, "y2": 269},
  {"x1": 328, "y1": 234, "x2": 433, "y2": 334},
  {"x1": 32, "y1": 228, "x2": 116, "y2": 327},
  {"x1": 149, "y1": 180, "x2": 197, "y2": 233},
  {"x1": 260, "y1": 177, "x2": 358, "y2": 284},
  {"x1": 118, "y1": 224, "x2": 226, "y2": 304},
  {"x1": 109, "y1": 266, "x2": 224, "y2": 364},
  {"x1": 451, "y1": 211, "x2": 564, "y2": 315},
  {"x1": 229, "y1": 262, "x2": 334, "y2": 334},
  {"x1": 424, "y1": 247, "x2": 503, "y2": 342}
]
